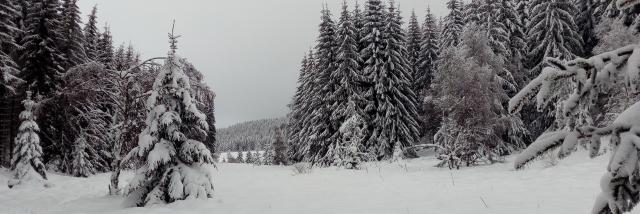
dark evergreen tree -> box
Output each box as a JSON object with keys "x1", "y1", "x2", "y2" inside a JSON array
[
  {"x1": 286, "y1": 50, "x2": 314, "y2": 162},
  {"x1": 440, "y1": 0, "x2": 464, "y2": 48},
  {"x1": 325, "y1": 2, "x2": 364, "y2": 165},
  {"x1": 60, "y1": 0, "x2": 87, "y2": 69},
  {"x1": 272, "y1": 126, "x2": 288, "y2": 165},
  {"x1": 96, "y1": 25, "x2": 114, "y2": 69},
  {"x1": 417, "y1": 7, "x2": 439, "y2": 93},
  {"x1": 83, "y1": 5, "x2": 99, "y2": 61},
  {"x1": 359, "y1": 0, "x2": 386, "y2": 154},
  {"x1": 303, "y1": 6, "x2": 338, "y2": 165},
  {"x1": 470, "y1": 0, "x2": 510, "y2": 57},
  {"x1": 20, "y1": 0, "x2": 66, "y2": 96},
  {"x1": 416, "y1": 7, "x2": 440, "y2": 140},
  {"x1": 575, "y1": 0, "x2": 598, "y2": 56},
  {"x1": 0, "y1": 0, "x2": 21, "y2": 95},
  {"x1": 113, "y1": 43, "x2": 126, "y2": 70},
  {"x1": 352, "y1": 1, "x2": 365, "y2": 53},
  {"x1": 499, "y1": 0, "x2": 528, "y2": 87},
  {"x1": 526, "y1": 0, "x2": 582, "y2": 74},
  {"x1": 406, "y1": 10, "x2": 421, "y2": 91},
  {"x1": 524, "y1": 0, "x2": 583, "y2": 139},
  {"x1": 367, "y1": 2, "x2": 420, "y2": 160}
]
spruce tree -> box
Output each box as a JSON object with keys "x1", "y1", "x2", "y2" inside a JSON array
[
  {"x1": 60, "y1": 0, "x2": 87, "y2": 69},
  {"x1": 20, "y1": 0, "x2": 66, "y2": 96},
  {"x1": 440, "y1": 0, "x2": 464, "y2": 48},
  {"x1": 406, "y1": 10, "x2": 421, "y2": 91},
  {"x1": 526, "y1": 0, "x2": 583, "y2": 74},
  {"x1": 335, "y1": 100, "x2": 370, "y2": 169},
  {"x1": 286, "y1": 50, "x2": 315, "y2": 162},
  {"x1": 124, "y1": 31, "x2": 214, "y2": 206},
  {"x1": 416, "y1": 7, "x2": 439, "y2": 95},
  {"x1": 324, "y1": 2, "x2": 364, "y2": 165},
  {"x1": 575, "y1": 0, "x2": 598, "y2": 56},
  {"x1": 359, "y1": 0, "x2": 386, "y2": 154},
  {"x1": 113, "y1": 43, "x2": 126, "y2": 70},
  {"x1": 97, "y1": 25, "x2": 114, "y2": 69},
  {"x1": 272, "y1": 126, "x2": 287, "y2": 165},
  {"x1": 353, "y1": 1, "x2": 365, "y2": 53},
  {"x1": 499, "y1": 0, "x2": 528, "y2": 86},
  {"x1": 303, "y1": 6, "x2": 338, "y2": 165},
  {"x1": 0, "y1": 0, "x2": 21, "y2": 95},
  {"x1": 471, "y1": 0, "x2": 510, "y2": 57},
  {"x1": 8, "y1": 92, "x2": 48, "y2": 188},
  {"x1": 70, "y1": 132, "x2": 95, "y2": 177},
  {"x1": 416, "y1": 7, "x2": 441, "y2": 141},
  {"x1": 367, "y1": 2, "x2": 420, "y2": 160},
  {"x1": 83, "y1": 5, "x2": 99, "y2": 61}
]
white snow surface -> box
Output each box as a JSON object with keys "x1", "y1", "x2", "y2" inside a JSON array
[{"x1": 0, "y1": 151, "x2": 635, "y2": 214}]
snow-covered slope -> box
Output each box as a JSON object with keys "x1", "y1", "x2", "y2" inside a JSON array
[
  {"x1": 0, "y1": 151, "x2": 629, "y2": 214},
  {"x1": 216, "y1": 117, "x2": 286, "y2": 152}
]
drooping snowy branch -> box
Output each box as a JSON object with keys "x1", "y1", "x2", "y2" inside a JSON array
[{"x1": 509, "y1": 40, "x2": 640, "y2": 212}]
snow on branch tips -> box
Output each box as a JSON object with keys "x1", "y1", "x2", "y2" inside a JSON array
[
  {"x1": 124, "y1": 23, "x2": 215, "y2": 207},
  {"x1": 617, "y1": 0, "x2": 640, "y2": 10},
  {"x1": 509, "y1": 43, "x2": 640, "y2": 213}
]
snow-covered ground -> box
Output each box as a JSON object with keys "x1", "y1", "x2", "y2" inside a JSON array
[{"x1": 0, "y1": 151, "x2": 632, "y2": 214}]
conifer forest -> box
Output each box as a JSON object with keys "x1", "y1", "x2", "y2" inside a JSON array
[{"x1": 2, "y1": 0, "x2": 640, "y2": 213}]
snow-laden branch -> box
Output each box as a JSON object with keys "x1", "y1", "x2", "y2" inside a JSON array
[{"x1": 509, "y1": 45, "x2": 637, "y2": 114}]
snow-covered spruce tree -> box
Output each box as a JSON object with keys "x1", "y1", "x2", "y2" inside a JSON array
[
  {"x1": 499, "y1": 0, "x2": 528, "y2": 87},
  {"x1": 366, "y1": 2, "x2": 420, "y2": 160},
  {"x1": 97, "y1": 25, "x2": 114, "y2": 69},
  {"x1": 575, "y1": 0, "x2": 599, "y2": 56},
  {"x1": 8, "y1": 91, "x2": 48, "y2": 188},
  {"x1": 262, "y1": 139, "x2": 274, "y2": 165},
  {"x1": 353, "y1": 1, "x2": 365, "y2": 53},
  {"x1": 113, "y1": 44, "x2": 126, "y2": 71},
  {"x1": 272, "y1": 126, "x2": 288, "y2": 165},
  {"x1": 334, "y1": 100, "x2": 371, "y2": 169},
  {"x1": 325, "y1": 2, "x2": 365, "y2": 165},
  {"x1": 526, "y1": 0, "x2": 583, "y2": 74},
  {"x1": 245, "y1": 151, "x2": 256, "y2": 164},
  {"x1": 70, "y1": 131, "x2": 95, "y2": 177},
  {"x1": 469, "y1": 0, "x2": 510, "y2": 57},
  {"x1": 416, "y1": 7, "x2": 441, "y2": 141},
  {"x1": 0, "y1": 0, "x2": 21, "y2": 96},
  {"x1": 83, "y1": 5, "x2": 99, "y2": 61},
  {"x1": 440, "y1": 0, "x2": 464, "y2": 49},
  {"x1": 181, "y1": 58, "x2": 217, "y2": 153},
  {"x1": 124, "y1": 33, "x2": 214, "y2": 206},
  {"x1": 286, "y1": 51, "x2": 314, "y2": 163},
  {"x1": 508, "y1": 42, "x2": 640, "y2": 214},
  {"x1": 359, "y1": 0, "x2": 386, "y2": 155},
  {"x1": 20, "y1": 0, "x2": 65, "y2": 96},
  {"x1": 406, "y1": 10, "x2": 421, "y2": 89},
  {"x1": 416, "y1": 7, "x2": 438, "y2": 97},
  {"x1": 523, "y1": 0, "x2": 583, "y2": 139},
  {"x1": 59, "y1": 0, "x2": 87, "y2": 70},
  {"x1": 302, "y1": 6, "x2": 338, "y2": 165}
]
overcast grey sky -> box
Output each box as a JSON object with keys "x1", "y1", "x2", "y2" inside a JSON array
[{"x1": 77, "y1": 0, "x2": 451, "y2": 128}]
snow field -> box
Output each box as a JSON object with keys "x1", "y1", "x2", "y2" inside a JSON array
[{"x1": 0, "y1": 150, "x2": 629, "y2": 214}]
